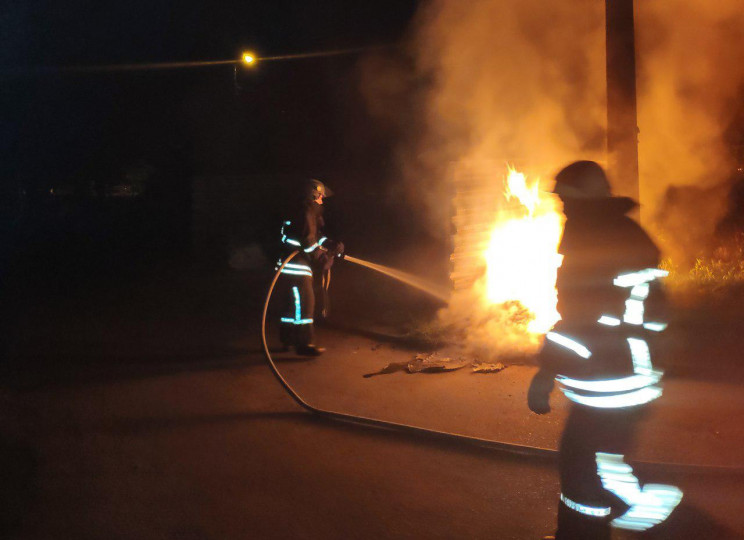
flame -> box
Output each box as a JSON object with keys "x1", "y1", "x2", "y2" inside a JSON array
[
  {"x1": 483, "y1": 166, "x2": 564, "y2": 334},
  {"x1": 504, "y1": 166, "x2": 538, "y2": 214}
]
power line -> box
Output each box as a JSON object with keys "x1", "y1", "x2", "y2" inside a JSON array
[{"x1": 1, "y1": 44, "x2": 396, "y2": 77}]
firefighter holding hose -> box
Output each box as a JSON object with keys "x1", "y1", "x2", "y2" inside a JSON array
[
  {"x1": 276, "y1": 179, "x2": 343, "y2": 356},
  {"x1": 529, "y1": 161, "x2": 682, "y2": 539}
]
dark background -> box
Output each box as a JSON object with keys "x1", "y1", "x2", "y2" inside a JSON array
[{"x1": 0, "y1": 0, "x2": 421, "y2": 294}]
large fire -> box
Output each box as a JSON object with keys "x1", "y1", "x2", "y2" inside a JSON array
[
  {"x1": 442, "y1": 164, "x2": 565, "y2": 360},
  {"x1": 483, "y1": 166, "x2": 564, "y2": 335}
]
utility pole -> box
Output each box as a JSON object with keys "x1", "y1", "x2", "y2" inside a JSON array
[{"x1": 606, "y1": 0, "x2": 639, "y2": 203}]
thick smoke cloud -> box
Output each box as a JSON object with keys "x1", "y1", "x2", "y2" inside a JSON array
[
  {"x1": 360, "y1": 0, "x2": 744, "y2": 260},
  {"x1": 359, "y1": 1, "x2": 607, "y2": 359},
  {"x1": 360, "y1": 0, "x2": 606, "y2": 238},
  {"x1": 357, "y1": 1, "x2": 744, "y2": 357},
  {"x1": 636, "y1": 0, "x2": 744, "y2": 263}
]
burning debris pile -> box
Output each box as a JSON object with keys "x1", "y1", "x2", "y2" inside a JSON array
[
  {"x1": 361, "y1": 0, "x2": 744, "y2": 361},
  {"x1": 439, "y1": 164, "x2": 564, "y2": 362},
  {"x1": 356, "y1": 0, "x2": 605, "y2": 363}
]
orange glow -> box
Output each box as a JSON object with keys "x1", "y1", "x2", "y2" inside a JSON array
[
  {"x1": 242, "y1": 52, "x2": 256, "y2": 65},
  {"x1": 483, "y1": 166, "x2": 563, "y2": 334}
]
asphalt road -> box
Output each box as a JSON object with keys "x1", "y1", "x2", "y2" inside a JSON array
[{"x1": 2, "y1": 264, "x2": 743, "y2": 539}]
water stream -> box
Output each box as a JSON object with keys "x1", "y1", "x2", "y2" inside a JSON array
[{"x1": 343, "y1": 254, "x2": 450, "y2": 304}]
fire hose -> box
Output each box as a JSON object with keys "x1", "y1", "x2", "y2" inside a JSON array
[
  {"x1": 260, "y1": 250, "x2": 744, "y2": 473},
  {"x1": 261, "y1": 250, "x2": 552, "y2": 458}
]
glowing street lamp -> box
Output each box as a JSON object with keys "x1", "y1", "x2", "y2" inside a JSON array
[{"x1": 241, "y1": 52, "x2": 257, "y2": 67}]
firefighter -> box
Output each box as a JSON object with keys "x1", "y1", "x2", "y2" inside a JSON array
[
  {"x1": 276, "y1": 179, "x2": 343, "y2": 356},
  {"x1": 528, "y1": 161, "x2": 682, "y2": 539}
]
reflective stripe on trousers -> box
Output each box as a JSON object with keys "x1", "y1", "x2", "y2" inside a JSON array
[{"x1": 278, "y1": 264, "x2": 315, "y2": 347}]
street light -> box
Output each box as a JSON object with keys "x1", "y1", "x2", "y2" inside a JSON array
[{"x1": 242, "y1": 52, "x2": 257, "y2": 67}]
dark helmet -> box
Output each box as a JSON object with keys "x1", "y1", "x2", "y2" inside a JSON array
[
  {"x1": 552, "y1": 161, "x2": 612, "y2": 200},
  {"x1": 305, "y1": 178, "x2": 333, "y2": 200}
]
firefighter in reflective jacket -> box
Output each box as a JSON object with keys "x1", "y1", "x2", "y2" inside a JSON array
[
  {"x1": 276, "y1": 179, "x2": 343, "y2": 356},
  {"x1": 528, "y1": 161, "x2": 682, "y2": 539}
]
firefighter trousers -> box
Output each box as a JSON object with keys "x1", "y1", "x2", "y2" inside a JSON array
[
  {"x1": 555, "y1": 406, "x2": 643, "y2": 539},
  {"x1": 278, "y1": 270, "x2": 315, "y2": 348}
]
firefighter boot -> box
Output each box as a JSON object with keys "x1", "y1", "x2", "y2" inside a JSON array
[{"x1": 296, "y1": 344, "x2": 326, "y2": 357}]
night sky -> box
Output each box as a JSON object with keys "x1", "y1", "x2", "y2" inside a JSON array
[
  {"x1": 0, "y1": 0, "x2": 422, "y2": 291},
  {"x1": 1, "y1": 0, "x2": 419, "y2": 190}
]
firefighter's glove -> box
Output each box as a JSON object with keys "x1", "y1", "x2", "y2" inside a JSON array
[
  {"x1": 319, "y1": 251, "x2": 335, "y2": 271},
  {"x1": 323, "y1": 240, "x2": 345, "y2": 258},
  {"x1": 527, "y1": 369, "x2": 554, "y2": 415},
  {"x1": 323, "y1": 240, "x2": 344, "y2": 257}
]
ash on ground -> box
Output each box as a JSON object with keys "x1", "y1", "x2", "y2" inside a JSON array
[{"x1": 363, "y1": 352, "x2": 507, "y2": 378}]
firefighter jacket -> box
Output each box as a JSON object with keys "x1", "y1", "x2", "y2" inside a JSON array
[
  {"x1": 280, "y1": 199, "x2": 328, "y2": 259},
  {"x1": 540, "y1": 197, "x2": 669, "y2": 409}
]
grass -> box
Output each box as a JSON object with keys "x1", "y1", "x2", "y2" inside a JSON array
[{"x1": 661, "y1": 233, "x2": 744, "y2": 298}]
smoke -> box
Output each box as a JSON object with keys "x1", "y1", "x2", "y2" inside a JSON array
[
  {"x1": 357, "y1": 1, "x2": 744, "y2": 358},
  {"x1": 369, "y1": 0, "x2": 607, "y2": 237},
  {"x1": 358, "y1": 1, "x2": 604, "y2": 359},
  {"x1": 636, "y1": 1, "x2": 744, "y2": 263},
  {"x1": 358, "y1": 1, "x2": 744, "y2": 259}
]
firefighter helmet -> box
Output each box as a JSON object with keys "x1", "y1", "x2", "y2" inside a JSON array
[
  {"x1": 552, "y1": 161, "x2": 612, "y2": 200},
  {"x1": 306, "y1": 178, "x2": 333, "y2": 200}
]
